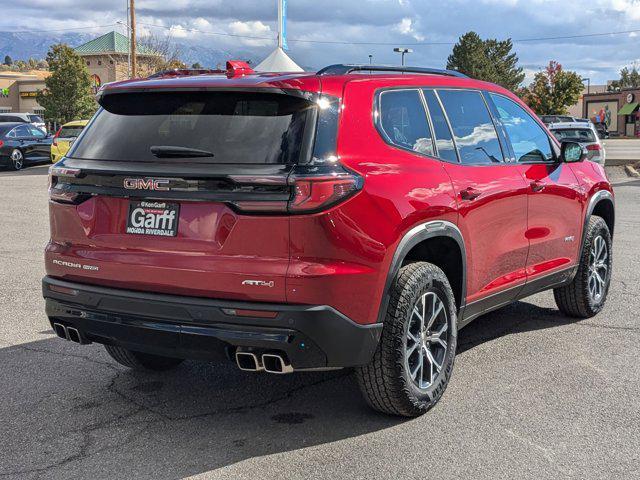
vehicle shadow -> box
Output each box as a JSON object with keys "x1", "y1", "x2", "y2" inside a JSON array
[
  {"x1": 0, "y1": 300, "x2": 585, "y2": 479},
  {"x1": 0, "y1": 164, "x2": 50, "y2": 176}
]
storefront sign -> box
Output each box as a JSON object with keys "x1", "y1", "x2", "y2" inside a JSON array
[
  {"x1": 20, "y1": 91, "x2": 38, "y2": 98},
  {"x1": 0, "y1": 87, "x2": 9, "y2": 98}
]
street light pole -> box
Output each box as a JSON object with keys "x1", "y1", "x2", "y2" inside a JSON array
[
  {"x1": 368, "y1": 54, "x2": 373, "y2": 65},
  {"x1": 130, "y1": 0, "x2": 137, "y2": 78},
  {"x1": 582, "y1": 77, "x2": 591, "y2": 95},
  {"x1": 393, "y1": 47, "x2": 413, "y2": 66}
]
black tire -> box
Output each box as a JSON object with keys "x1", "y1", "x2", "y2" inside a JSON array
[
  {"x1": 10, "y1": 149, "x2": 24, "y2": 171},
  {"x1": 356, "y1": 262, "x2": 457, "y2": 417},
  {"x1": 554, "y1": 216, "x2": 612, "y2": 318},
  {"x1": 104, "y1": 345, "x2": 184, "y2": 371}
]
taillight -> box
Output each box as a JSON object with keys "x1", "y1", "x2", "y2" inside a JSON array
[
  {"x1": 586, "y1": 144, "x2": 601, "y2": 151},
  {"x1": 49, "y1": 165, "x2": 83, "y2": 204},
  {"x1": 52, "y1": 127, "x2": 62, "y2": 147},
  {"x1": 288, "y1": 173, "x2": 362, "y2": 213},
  {"x1": 0, "y1": 140, "x2": 3, "y2": 148},
  {"x1": 232, "y1": 170, "x2": 363, "y2": 214}
]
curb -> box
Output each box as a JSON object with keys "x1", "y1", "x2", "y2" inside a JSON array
[{"x1": 624, "y1": 164, "x2": 640, "y2": 178}]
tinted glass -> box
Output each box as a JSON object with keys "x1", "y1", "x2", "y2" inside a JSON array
[
  {"x1": 28, "y1": 115, "x2": 44, "y2": 123},
  {"x1": 28, "y1": 125, "x2": 45, "y2": 137},
  {"x1": 72, "y1": 91, "x2": 312, "y2": 164},
  {"x1": 423, "y1": 90, "x2": 458, "y2": 162},
  {"x1": 59, "y1": 126, "x2": 84, "y2": 138},
  {"x1": 437, "y1": 90, "x2": 503, "y2": 164},
  {"x1": 14, "y1": 125, "x2": 31, "y2": 137},
  {"x1": 551, "y1": 128, "x2": 596, "y2": 143},
  {"x1": 490, "y1": 94, "x2": 553, "y2": 162},
  {"x1": 379, "y1": 89, "x2": 434, "y2": 156}
]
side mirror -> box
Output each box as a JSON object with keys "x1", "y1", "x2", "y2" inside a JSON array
[{"x1": 561, "y1": 141, "x2": 586, "y2": 163}]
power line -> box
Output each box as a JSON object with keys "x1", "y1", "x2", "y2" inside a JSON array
[
  {"x1": 2, "y1": 21, "x2": 640, "y2": 47},
  {"x1": 0, "y1": 24, "x2": 119, "y2": 34},
  {"x1": 137, "y1": 21, "x2": 640, "y2": 45}
]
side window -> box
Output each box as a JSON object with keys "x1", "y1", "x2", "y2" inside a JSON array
[
  {"x1": 378, "y1": 89, "x2": 434, "y2": 156},
  {"x1": 489, "y1": 94, "x2": 554, "y2": 163},
  {"x1": 423, "y1": 90, "x2": 458, "y2": 163},
  {"x1": 7, "y1": 128, "x2": 17, "y2": 138},
  {"x1": 436, "y1": 90, "x2": 504, "y2": 165},
  {"x1": 28, "y1": 125, "x2": 45, "y2": 138},
  {"x1": 14, "y1": 125, "x2": 31, "y2": 137}
]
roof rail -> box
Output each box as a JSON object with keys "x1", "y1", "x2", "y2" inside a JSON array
[
  {"x1": 316, "y1": 64, "x2": 468, "y2": 78},
  {"x1": 147, "y1": 68, "x2": 225, "y2": 79}
]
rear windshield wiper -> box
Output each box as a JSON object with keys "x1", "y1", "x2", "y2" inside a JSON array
[{"x1": 150, "y1": 146, "x2": 215, "y2": 158}]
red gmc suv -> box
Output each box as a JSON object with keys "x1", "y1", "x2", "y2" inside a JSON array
[{"x1": 43, "y1": 62, "x2": 614, "y2": 417}]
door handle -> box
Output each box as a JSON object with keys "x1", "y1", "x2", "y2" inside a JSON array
[
  {"x1": 460, "y1": 187, "x2": 481, "y2": 201},
  {"x1": 530, "y1": 180, "x2": 546, "y2": 192}
]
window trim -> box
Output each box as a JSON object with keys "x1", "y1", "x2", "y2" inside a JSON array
[
  {"x1": 434, "y1": 88, "x2": 507, "y2": 166},
  {"x1": 374, "y1": 87, "x2": 437, "y2": 159},
  {"x1": 487, "y1": 92, "x2": 560, "y2": 165}
]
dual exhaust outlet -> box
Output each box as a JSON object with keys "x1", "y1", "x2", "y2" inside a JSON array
[
  {"x1": 53, "y1": 323, "x2": 90, "y2": 344},
  {"x1": 235, "y1": 351, "x2": 294, "y2": 374}
]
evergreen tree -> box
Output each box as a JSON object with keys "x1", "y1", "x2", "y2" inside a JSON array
[
  {"x1": 36, "y1": 44, "x2": 96, "y2": 124},
  {"x1": 447, "y1": 31, "x2": 525, "y2": 91}
]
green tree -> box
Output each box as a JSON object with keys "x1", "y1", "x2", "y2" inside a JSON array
[
  {"x1": 608, "y1": 65, "x2": 640, "y2": 91},
  {"x1": 520, "y1": 61, "x2": 584, "y2": 115},
  {"x1": 3, "y1": 55, "x2": 11, "y2": 66},
  {"x1": 191, "y1": 62, "x2": 203, "y2": 69},
  {"x1": 446, "y1": 31, "x2": 525, "y2": 91},
  {"x1": 36, "y1": 44, "x2": 96, "y2": 124}
]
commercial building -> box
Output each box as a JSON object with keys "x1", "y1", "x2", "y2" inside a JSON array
[
  {"x1": 0, "y1": 71, "x2": 49, "y2": 116},
  {"x1": 583, "y1": 89, "x2": 640, "y2": 137},
  {"x1": 75, "y1": 31, "x2": 161, "y2": 89}
]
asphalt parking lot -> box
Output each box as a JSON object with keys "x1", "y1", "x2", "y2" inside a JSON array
[{"x1": 0, "y1": 164, "x2": 638, "y2": 480}]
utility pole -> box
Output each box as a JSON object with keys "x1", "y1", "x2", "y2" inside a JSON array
[{"x1": 130, "y1": 0, "x2": 137, "y2": 77}]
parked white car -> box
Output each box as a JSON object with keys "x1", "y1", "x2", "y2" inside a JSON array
[
  {"x1": 0, "y1": 113, "x2": 47, "y2": 133},
  {"x1": 548, "y1": 122, "x2": 605, "y2": 165}
]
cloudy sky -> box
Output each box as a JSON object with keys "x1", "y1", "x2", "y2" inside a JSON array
[{"x1": 3, "y1": 0, "x2": 640, "y2": 84}]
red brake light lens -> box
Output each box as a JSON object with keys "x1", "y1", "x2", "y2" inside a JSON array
[
  {"x1": 289, "y1": 174, "x2": 361, "y2": 213},
  {"x1": 49, "y1": 166, "x2": 83, "y2": 203},
  {"x1": 586, "y1": 144, "x2": 601, "y2": 151}
]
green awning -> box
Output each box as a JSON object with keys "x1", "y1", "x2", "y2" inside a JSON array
[{"x1": 618, "y1": 102, "x2": 638, "y2": 115}]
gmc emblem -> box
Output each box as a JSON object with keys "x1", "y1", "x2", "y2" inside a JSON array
[{"x1": 123, "y1": 178, "x2": 170, "y2": 191}]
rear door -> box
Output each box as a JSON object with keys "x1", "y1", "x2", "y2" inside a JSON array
[
  {"x1": 429, "y1": 89, "x2": 530, "y2": 316},
  {"x1": 46, "y1": 90, "x2": 316, "y2": 302},
  {"x1": 12, "y1": 124, "x2": 39, "y2": 161},
  {"x1": 487, "y1": 93, "x2": 582, "y2": 286},
  {"x1": 26, "y1": 125, "x2": 51, "y2": 161}
]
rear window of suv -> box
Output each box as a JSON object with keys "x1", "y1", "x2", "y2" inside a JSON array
[
  {"x1": 71, "y1": 91, "x2": 313, "y2": 164},
  {"x1": 551, "y1": 128, "x2": 597, "y2": 143}
]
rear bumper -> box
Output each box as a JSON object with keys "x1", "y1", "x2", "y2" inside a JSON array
[{"x1": 42, "y1": 276, "x2": 382, "y2": 369}]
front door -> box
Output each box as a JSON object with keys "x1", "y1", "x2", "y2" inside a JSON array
[
  {"x1": 488, "y1": 93, "x2": 583, "y2": 289},
  {"x1": 429, "y1": 89, "x2": 530, "y2": 318}
]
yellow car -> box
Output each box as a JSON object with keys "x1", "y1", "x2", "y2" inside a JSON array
[{"x1": 51, "y1": 120, "x2": 89, "y2": 163}]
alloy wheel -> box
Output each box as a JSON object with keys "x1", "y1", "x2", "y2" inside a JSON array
[
  {"x1": 588, "y1": 235, "x2": 608, "y2": 303},
  {"x1": 405, "y1": 291, "x2": 449, "y2": 390},
  {"x1": 11, "y1": 150, "x2": 23, "y2": 170}
]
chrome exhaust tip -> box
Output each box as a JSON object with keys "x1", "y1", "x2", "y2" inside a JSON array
[
  {"x1": 52, "y1": 323, "x2": 68, "y2": 340},
  {"x1": 66, "y1": 327, "x2": 81, "y2": 344},
  {"x1": 235, "y1": 351, "x2": 263, "y2": 372},
  {"x1": 262, "y1": 353, "x2": 294, "y2": 374}
]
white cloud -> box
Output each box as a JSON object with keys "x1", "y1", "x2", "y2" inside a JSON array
[
  {"x1": 169, "y1": 24, "x2": 189, "y2": 38},
  {"x1": 394, "y1": 17, "x2": 424, "y2": 41},
  {"x1": 227, "y1": 20, "x2": 273, "y2": 46}
]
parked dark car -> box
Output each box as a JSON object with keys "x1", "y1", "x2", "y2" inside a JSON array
[{"x1": 0, "y1": 122, "x2": 53, "y2": 170}]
